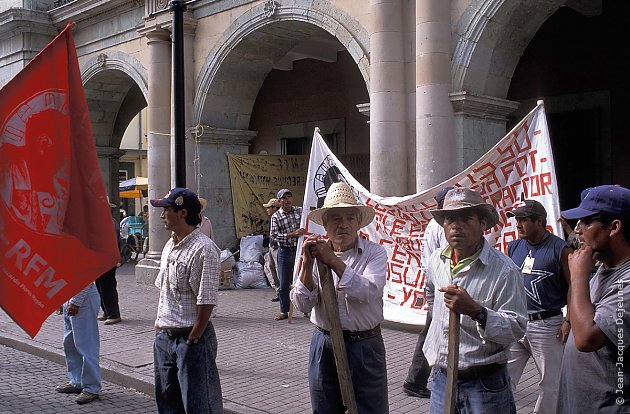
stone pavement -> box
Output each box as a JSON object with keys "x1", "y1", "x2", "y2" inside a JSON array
[
  {"x1": 0, "y1": 262, "x2": 539, "y2": 413},
  {"x1": 0, "y1": 344, "x2": 156, "y2": 413}
]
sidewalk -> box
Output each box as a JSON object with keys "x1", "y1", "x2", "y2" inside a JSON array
[{"x1": 0, "y1": 262, "x2": 539, "y2": 413}]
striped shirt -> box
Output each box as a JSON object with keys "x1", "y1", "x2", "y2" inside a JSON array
[
  {"x1": 154, "y1": 228, "x2": 220, "y2": 328},
  {"x1": 290, "y1": 238, "x2": 387, "y2": 332},
  {"x1": 423, "y1": 238, "x2": 527, "y2": 370},
  {"x1": 270, "y1": 206, "x2": 303, "y2": 248}
]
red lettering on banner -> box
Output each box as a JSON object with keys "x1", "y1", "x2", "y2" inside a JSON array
[
  {"x1": 390, "y1": 218, "x2": 406, "y2": 238},
  {"x1": 390, "y1": 243, "x2": 407, "y2": 265}
]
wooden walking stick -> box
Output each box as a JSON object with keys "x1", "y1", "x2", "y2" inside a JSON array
[
  {"x1": 444, "y1": 309, "x2": 460, "y2": 414},
  {"x1": 317, "y1": 259, "x2": 358, "y2": 414}
]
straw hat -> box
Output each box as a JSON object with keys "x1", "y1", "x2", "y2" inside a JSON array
[
  {"x1": 199, "y1": 197, "x2": 208, "y2": 212},
  {"x1": 429, "y1": 187, "x2": 499, "y2": 230},
  {"x1": 308, "y1": 182, "x2": 375, "y2": 228},
  {"x1": 263, "y1": 198, "x2": 280, "y2": 208}
]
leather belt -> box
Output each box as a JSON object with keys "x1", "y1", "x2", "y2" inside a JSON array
[
  {"x1": 440, "y1": 362, "x2": 505, "y2": 381},
  {"x1": 316, "y1": 325, "x2": 381, "y2": 343},
  {"x1": 155, "y1": 326, "x2": 193, "y2": 338},
  {"x1": 528, "y1": 309, "x2": 562, "y2": 321}
]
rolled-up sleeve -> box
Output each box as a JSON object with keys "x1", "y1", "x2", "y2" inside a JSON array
[{"x1": 290, "y1": 278, "x2": 320, "y2": 313}]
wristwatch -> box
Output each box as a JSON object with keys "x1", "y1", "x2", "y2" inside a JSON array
[
  {"x1": 186, "y1": 337, "x2": 199, "y2": 345},
  {"x1": 471, "y1": 307, "x2": 488, "y2": 324}
]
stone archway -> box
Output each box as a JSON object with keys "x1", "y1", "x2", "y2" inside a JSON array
[
  {"x1": 452, "y1": 0, "x2": 565, "y2": 98},
  {"x1": 193, "y1": 0, "x2": 369, "y2": 127},
  {"x1": 81, "y1": 52, "x2": 148, "y2": 204}
]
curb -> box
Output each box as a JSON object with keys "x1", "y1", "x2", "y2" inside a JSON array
[{"x1": 0, "y1": 334, "x2": 260, "y2": 414}]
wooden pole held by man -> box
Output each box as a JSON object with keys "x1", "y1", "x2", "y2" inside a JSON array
[
  {"x1": 317, "y1": 259, "x2": 358, "y2": 414},
  {"x1": 444, "y1": 309, "x2": 460, "y2": 414}
]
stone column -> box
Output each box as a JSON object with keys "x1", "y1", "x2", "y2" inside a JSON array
[
  {"x1": 369, "y1": 0, "x2": 407, "y2": 196},
  {"x1": 137, "y1": 27, "x2": 172, "y2": 276},
  {"x1": 415, "y1": 0, "x2": 456, "y2": 191},
  {"x1": 450, "y1": 91, "x2": 519, "y2": 168}
]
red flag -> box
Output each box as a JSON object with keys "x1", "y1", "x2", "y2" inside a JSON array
[{"x1": 0, "y1": 22, "x2": 120, "y2": 337}]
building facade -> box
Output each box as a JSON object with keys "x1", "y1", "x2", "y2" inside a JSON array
[{"x1": 1, "y1": 0, "x2": 624, "y2": 275}]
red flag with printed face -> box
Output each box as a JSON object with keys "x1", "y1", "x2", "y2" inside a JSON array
[{"x1": 0, "y1": 22, "x2": 119, "y2": 337}]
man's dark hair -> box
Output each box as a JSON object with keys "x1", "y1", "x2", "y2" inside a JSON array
[
  {"x1": 595, "y1": 214, "x2": 630, "y2": 243},
  {"x1": 174, "y1": 204, "x2": 202, "y2": 227}
]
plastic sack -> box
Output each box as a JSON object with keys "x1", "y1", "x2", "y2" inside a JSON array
[
  {"x1": 234, "y1": 261, "x2": 268, "y2": 289},
  {"x1": 239, "y1": 235, "x2": 264, "y2": 263},
  {"x1": 220, "y1": 249, "x2": 236, "y2": 271}
]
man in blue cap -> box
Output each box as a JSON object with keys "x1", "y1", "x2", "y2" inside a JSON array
[
  {"x1": 150, "y1": 187, "x2": 223, "y2": 413},
  {"x1": 558, "y1": 185, "x2": 630, "y2": 413},
  {"x1": 270, "y1": 188, "x2": 305, "y2": 320}
]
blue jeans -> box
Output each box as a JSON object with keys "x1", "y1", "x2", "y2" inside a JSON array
[
  {"x1": 277, "y1": 246, "x2": 296, "y2": 313},
  {"x1": 429, "y1": 364, "x2": 516, "y2": 414},
  {"x1": 63, "y1": 283, "x2": 101, "y2": 394},
  {"x1": 309, "y1": 329, "x2": 388, "y2": 414},
  {"x1": 154, "y1": 322, "x2": 223, "y2": 414}
]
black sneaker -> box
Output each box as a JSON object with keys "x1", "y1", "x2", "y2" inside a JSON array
[
  {"x1": 55, "y1": 382, "x2": 82, "y2": 394},
  {"x1": 75, "y1": 391, "x2": 99, "y2": 405},
  {"x1": 271, "y1": 296, "x2": 280, "y2": 302},
  {"x1": 402, "y1": 382, "x2": 431, "y2": 398}
]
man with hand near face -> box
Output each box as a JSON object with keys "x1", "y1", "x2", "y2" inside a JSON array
[
  {"x1": 558, "y1": 185, "x2": 630, "y2": 413},
  {"x1": 290, "y1": 182, "x2": 389, "y2": 414},
  {"x1": 151, "y1": 187, "x2": 223, "y2": 414},
  {"x1": 423, "y1": 187, "x2": 527, "y2": 414}
]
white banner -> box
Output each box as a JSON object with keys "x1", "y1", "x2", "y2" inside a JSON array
[{"x1": 294, "y1": 102, "x2": 561, "y2": 325}]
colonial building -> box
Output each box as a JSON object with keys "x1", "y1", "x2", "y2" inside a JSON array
[{"x1": 1, "y1": 0, "x2": 624, "y2": 277}]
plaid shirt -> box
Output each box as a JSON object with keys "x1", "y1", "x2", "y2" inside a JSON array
[
  {"x1": 270, "y1": 206, "x2": 303, "y2": 248},
  {"x1": 155, "y1": 228, "x2": 220, "y2": 328}
]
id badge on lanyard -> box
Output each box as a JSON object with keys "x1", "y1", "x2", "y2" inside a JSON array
[{"x1": 522, "y1": 251, "x2": 535, "y2": 274}]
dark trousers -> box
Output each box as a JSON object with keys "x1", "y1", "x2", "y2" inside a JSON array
[
  {"x1": 277, "y1": 246, "x2": 296, "y2": 313},
  {"x1": 95, "y1": 266, "x2": 120, "y2": 319},
  {"x1": 309, "y1": 328, "x2": 389, "y2": 414},
  {"x1": 405, "y1": 313, "x2": 432, "y2": 388}
]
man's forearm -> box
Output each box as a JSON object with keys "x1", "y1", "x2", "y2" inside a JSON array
[{"x1": 190, "y1": 304, "x2": 213, "y2": 339}]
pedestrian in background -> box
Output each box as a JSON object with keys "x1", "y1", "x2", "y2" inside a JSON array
[
  {"x1": 198, "y1": 197, "x2": 215, "y2": 241},
  {"x1": 151, "y1": 187, "x2": 223, "y2": 413},
  {"x1": 95, "y1": 196, "x2": 122, "y2": 325},
  {"x1": 263, "y1": 197, "x2": 281, "y2": 302},
  {"x1": 270, "y1": 188, "x2": 305, "y2": 320},
  {"x1": 506, "y1": 199, "x2": 571, "y2": 414},
  {"x1": 55, "y1": 282, "x2": 102, "y2": 405}
]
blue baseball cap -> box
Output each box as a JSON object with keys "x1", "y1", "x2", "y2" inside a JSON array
[
  {"x1": 277, "y1": 189, "x2": 292, "y2": 199},
  {"x1": 150, "y1": 187, "x2": 201, "y2": 214},
  {"x1": 435, "y1": 186, "x2": 456, "y2": 207},
  {"x1": 561, "y1": 185, "x2": 630, "y2": 220}
]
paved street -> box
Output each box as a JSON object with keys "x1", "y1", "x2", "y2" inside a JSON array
[
  {"x1": 0, "y1": 344, "x2": 156, "y2": 414},
  {"x1": 0, "y1": 262, "x2": 539, "y2": 413}
]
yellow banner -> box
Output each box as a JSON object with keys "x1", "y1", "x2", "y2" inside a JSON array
[{"x1": 228, "y1": 154, "x2": 308, "y2": 238}]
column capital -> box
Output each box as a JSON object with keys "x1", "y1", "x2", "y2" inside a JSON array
[
  {"x1": 194, "y1": 126, "x2": 257, "y2": 146},
  {"x1": 449, "y1": 91, "x2": 519, "y2": 121},
  {"x1": 96, "y1": 146, "x2": 126, "y2": 158},
  {"x1": 137, "y1": 25, "x2": 171, "y2": 41}
]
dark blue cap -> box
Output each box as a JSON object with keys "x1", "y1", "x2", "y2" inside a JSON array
[
  {"x1": 435, "y1": 186, "x2": 456, "y2": 207},
  {"x1": 561, "y1": 185, "x2": 630, "y2": 220},
  {"x1": 150, "y1": 187, "x2": 201, "y2": 214}
]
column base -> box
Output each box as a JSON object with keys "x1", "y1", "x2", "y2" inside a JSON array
[{"x1": 136, "y1": 258, "x2": 160, "y2": 285}]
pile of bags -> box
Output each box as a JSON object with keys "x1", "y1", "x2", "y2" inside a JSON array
[{"x1": 233, "y1": 235, "x2": 268, "y2": 289}]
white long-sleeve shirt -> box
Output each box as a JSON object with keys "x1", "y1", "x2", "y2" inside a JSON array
[{"x1": 290, "y1": 238, "x2": 387, "y2": 332}]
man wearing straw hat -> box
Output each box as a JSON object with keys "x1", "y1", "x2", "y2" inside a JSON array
[
  {"x1": 290, "y1": 182, "x2": 388, "y2": 413},
  {"x1": 423, "y1": 187, "x2": 527, "y2": 414}
]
